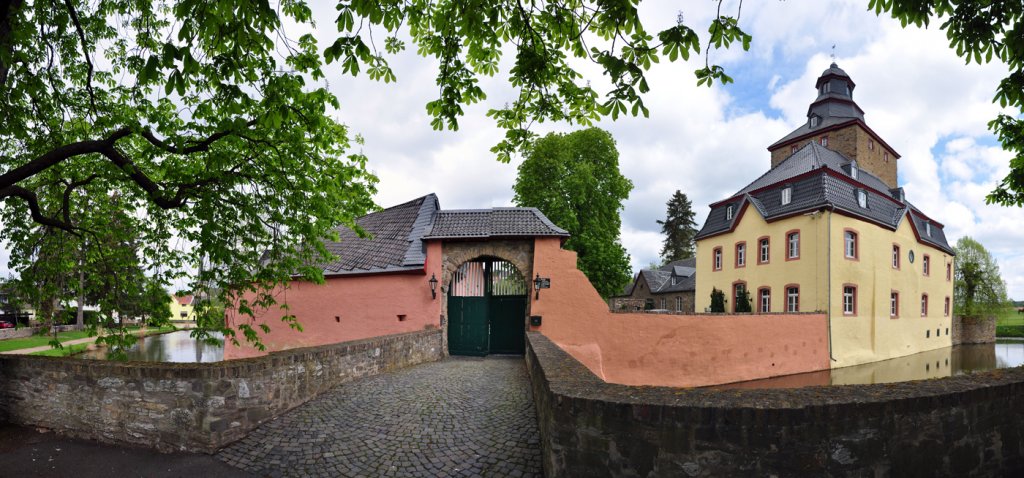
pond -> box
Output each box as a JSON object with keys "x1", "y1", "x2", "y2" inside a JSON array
[
  {"x1": 713, "y1": 339, "x2": 1024, "y2": 389},
  {"x1": 77, "y1": 330, "x2": 224, "y2": 363}
]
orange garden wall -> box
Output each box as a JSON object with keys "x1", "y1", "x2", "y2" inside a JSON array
[
  {"x1": 225, "y1": 242, "x2": 443, "y2": 359},
  {"x1": 528, "y1": 237, "x2": 830, "y2": 387}
]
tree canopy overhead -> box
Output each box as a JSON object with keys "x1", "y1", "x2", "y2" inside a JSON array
[
  {"x1": 3, "y1": 0, "x2": 1024, "y2": 348},
  {"x1": 0, "y1": 0, "x2": 752, "y2": 347},
  {"x1": 513, "y1": 127, "x2": 634, "y2": 299},
  {"x1": 870, "y1": 0, "x2": 1024, "y2": 206}
]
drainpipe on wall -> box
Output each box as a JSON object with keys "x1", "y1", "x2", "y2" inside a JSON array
[{"x1": 827, "y1": 205, "x2": 836, "y2": 362}]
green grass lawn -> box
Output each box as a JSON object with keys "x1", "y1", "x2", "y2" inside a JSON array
[
  {"x1": 30, "y1": 343, "x2": 90, "y2": 357},
  {"x1": 0, "y1": 324, "x2": 177, "y2": 353},
  {"x1": 996, "y1": 306, "x2": 1024, "y2": 326},
  {"x1": 0, "y1": 329, "x2": 93, "y2": 352}
]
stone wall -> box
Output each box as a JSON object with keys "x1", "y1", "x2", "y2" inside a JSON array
[
  {"x1": 0, "y1": 329, "x2": 442, "y2": 453},
  {"x1": 525, "y1": 331, "x2": 1024, "y2": 477},
  {"x1": 952, "y1": 315, "x2": 997, "y2": 345}
]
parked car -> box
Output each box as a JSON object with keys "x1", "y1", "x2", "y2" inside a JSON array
[{"x1": 0, "y1": 321, "x2": 15, "y2": 329}]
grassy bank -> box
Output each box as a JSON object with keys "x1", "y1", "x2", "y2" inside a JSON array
[
  {"x1": 30, "y1": 343, "x2": 91, "y2": 357},
  {"x1": 0, "y1": 324, "x2": 177, "y2": 354},
  {"x1": 0, "y1": 330, "x2": 93, "y2": 352}
]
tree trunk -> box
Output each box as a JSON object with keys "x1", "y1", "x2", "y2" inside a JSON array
[{"x1": 76, "y1": 268, "x2": 84, "y2": 327}]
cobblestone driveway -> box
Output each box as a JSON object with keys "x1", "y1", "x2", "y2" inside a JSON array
[{"x1": 218, "y1": 356, "x2": 542, "y2": 477}]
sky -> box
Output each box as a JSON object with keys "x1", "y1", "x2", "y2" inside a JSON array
[{"x1": 2, "y1": 1, "x2": 1022, "y2": 299}]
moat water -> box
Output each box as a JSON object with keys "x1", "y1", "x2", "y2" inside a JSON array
[
  {"x1": 78, "y1": 330, "x2": 224, "y2": 363},
  {"x1": 714, "y1": 338, "x2": 1024, "y2": 389}
]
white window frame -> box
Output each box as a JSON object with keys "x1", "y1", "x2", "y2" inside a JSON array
[
  {"x1": 845, "y1": 232, "x2": 857, "y2": 258},
  {"x1": 857, "y1": 190, "x2": 867, "y2": 208},
  {"x1": 759, "y1": 288, "x2": 770, "y2": 313},
  {"x1": 781, "y1": 187, "x2": 792, "y2": 205},
  {"x1": 787, "y1": 287, "x2": 799, "y2": 313},
  {"x1": 726, "y1": 205, "x2": 734, "y2": 220},
  {"x1": 921, "y1": 295, "x2": 928, "y2": 317},
  {"x1": 890, "y1": 292, "x2": 899, "y2": 317},
  {"x1": 820, "y1": 136, "x2": 829, "y2": 147},
  {"x1": 675, "y1": 296, "x2": 683, "y2": 312},
  {"x1": 843, "y1": 287, "x2": 855, "y2": 314},
  {"x1": 736, "y1": 243, "x2": 746, "y2": 267},
  {"x1": 788, "y1": 232, "x2": 799, "y2": 259},
  {"x1": 759, "y1": 239, "x2": 770, "y2": 263},
  {"x1": 892, "y1": 245, "x2": 900, "y2": 269},
  {"x1": 714, "y1": 248, "x2": 722, "y2": 270},
  {"x1": 923, "y1": 256, "x2": 930, "y2": 276}
]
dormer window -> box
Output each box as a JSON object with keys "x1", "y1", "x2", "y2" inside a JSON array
[
  {"x1": 809, "y1": 116, "x2": 819, "y2": 128},
  {"x1": 726, "y1": 205, "x2": 734, "y2": 220},
  {"x1": 925, "y1": 222, "x2": 932, "y2": 237},
  {"x1": 850, "y1": 162, "x2": 858, "y2": 180},
  {"x1": 857, "y1": 189, "x2": 868, "y2": 208},
  {"x1": 781, "y1": 186, "x2": 792, "y2": 205}
]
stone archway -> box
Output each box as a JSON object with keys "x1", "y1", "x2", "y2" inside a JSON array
[{"x1": 438, "y1": 239, "x2": 536, "y2": 356}]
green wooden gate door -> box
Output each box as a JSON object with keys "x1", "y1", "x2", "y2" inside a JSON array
[{"x1": 447, "y1": 259, "x2": 528, "y2": 356}]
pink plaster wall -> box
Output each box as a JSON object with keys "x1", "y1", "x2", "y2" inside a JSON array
[
  {"x1": 224, "y1": 242, "x2": 443, "y2": 359},
  {"x1": 528, "y1": 237, "x2": 830, "y2": 388}
]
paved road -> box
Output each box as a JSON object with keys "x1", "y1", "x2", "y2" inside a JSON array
[{"x1": 218, "y1": 356, "x2": 543, "y2": 477}]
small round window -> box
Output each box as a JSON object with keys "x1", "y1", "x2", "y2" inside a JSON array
[{"x1": 908, "y1": 250, "x2": 915, "y2": 263}]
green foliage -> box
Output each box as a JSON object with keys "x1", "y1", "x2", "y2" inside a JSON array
[
  {"x1": 657, "y1": 190, "x2": 698, "y2": 263},
  {"x1": 30, "y1": 343, "x2": 89, "y2": 357},
  {"x1": 710, "y1": 287, "x2": 726, "y2": 313},
  {"x1": 870, "y1": 1, "x2": 1024, "y2": 206},
  {"x1": 0, "y1": 1, "x2": 755, "y2": 350},
  {"x1": 954, "y1": 236, "x2": 1009, "y2": 318},
  {"x1": 513, "y1": 128, "x2": 633, "y2": 298},
  {"x1": 997, "y1": 325, "x2": 1024, "y2": 338},
  {"x1": 735, "y1": 288, "x2": 752, "y2": 313},
  {"x1": 0, "y1": 0, "x2": 378, "y2": 351}
]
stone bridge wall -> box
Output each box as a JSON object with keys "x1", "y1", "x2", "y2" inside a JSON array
[
  {"x1": 0, "y1": 329, "x2": 443, "y2": 453},
  {"x1": 525, "y1": 331, "x2": 1024, "y2": 477}
]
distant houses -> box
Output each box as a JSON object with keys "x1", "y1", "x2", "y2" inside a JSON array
[
  {"x1": 611, "y1": 258, "x2": 696, "y2": 313},
  {"x1": 170, "y1": 294, "x2": 196, "y2": 321}
]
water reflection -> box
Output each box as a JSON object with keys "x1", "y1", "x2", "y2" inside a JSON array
[
  {"x1": 714, "y1": 339, "x2": 1024, "y2": 389},
  {"x1": 78, "y1": 330, "x2": 224, "y2": 363}
]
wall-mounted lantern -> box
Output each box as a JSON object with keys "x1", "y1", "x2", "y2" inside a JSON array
[
  {"x1": 429, "y1": 273, "x2": 438, "y2": 300},
  {"x1": 533, "y1": 274, "x2": 550, "y2": 300}
]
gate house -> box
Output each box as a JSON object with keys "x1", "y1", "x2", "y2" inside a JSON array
[{"x1": 225, "y1": 194, "x2": 568, "y2": 359}]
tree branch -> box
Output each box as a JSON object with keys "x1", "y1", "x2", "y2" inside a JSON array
[
  {"x1": 0, "y1": 127, "x2": 132, "y2": 190},
  {"x1": 0, "y1": 185, "x2": 77, "y2": 233},
  {"x1": 62, "y1": 0, "x2": 97, "y2": 114}
]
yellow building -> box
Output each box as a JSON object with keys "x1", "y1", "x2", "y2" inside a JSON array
[
  {"x1": 169, "y1": 294, "x2": 196, "y2": 321},
  {"x1": 694, "y1": 63, "x2": 955, "y2": 369}
]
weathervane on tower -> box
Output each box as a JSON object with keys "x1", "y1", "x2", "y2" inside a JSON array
[{"x1": 831, "y1": 44, "x2": 836, "y2": 62}]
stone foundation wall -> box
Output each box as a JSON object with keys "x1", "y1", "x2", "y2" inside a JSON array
[
  {"x1": 952, "y1": 315, "x2": 996, "y2": 345},
  {"x1": 0, "y1": 329, "x2": 443, "y2": 453},
  {"x1": 525, "y1": 331, "x2": 1024, "y2": 477}
]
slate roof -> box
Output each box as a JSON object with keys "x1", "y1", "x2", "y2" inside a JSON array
[
  {"x1": 694, "y1": 142, "x2": 953, "y2": 254},
  {"x1": 423, "y1": 208, "x2": 569, "y2": 239},
  {"x1": 317, "y1": 194, "x2": 440, "y2": 276},
  {"x1": 309, "y1": 194, "x2": 569, "y2": 275},
  {"x1": 622, "y1": 258, "x2": 697, "y2": 296}
]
